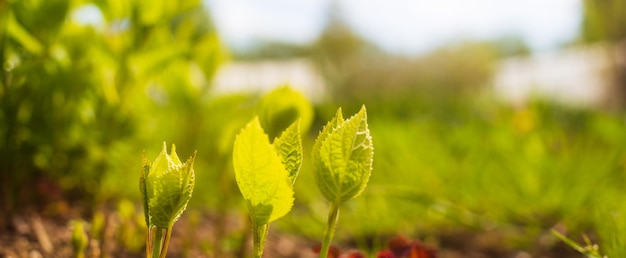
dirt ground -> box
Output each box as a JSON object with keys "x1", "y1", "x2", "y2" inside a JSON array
[{"x1": 0, "y1": 206, "x2": 582, "y2": 258}]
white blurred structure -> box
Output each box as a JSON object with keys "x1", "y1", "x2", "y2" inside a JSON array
[
  {"x1": 211, "y1": 58, "x2": 327, "y2": 102},
  {"x1": 493, "y1": 44, "x2": 618, "y2": 107}
]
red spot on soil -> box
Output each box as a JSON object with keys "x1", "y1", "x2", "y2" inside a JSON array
[
  {"x1": 387, "y1": 235, "x2": 437, "y2": 258},
  {"x1": 313, "y1": 235, "x2": 437, "y2": 258},
  {"x1": 376, "y1": 250, "x2": 395, "y2": 258}
]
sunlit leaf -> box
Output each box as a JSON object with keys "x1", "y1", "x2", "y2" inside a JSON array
[
  {"x1": 273, "y1": 120, "x2": 302, "y2": 185},
  {"x1": 143, "y1": 142, "x2": 196, "y2": 228},
  {"x1": 312, "y1": 108, "x2": 344, "y2": 202},
  {"x1": 313, "y1": 106, "x2": 373, "y2": 204},
  {"x1": 233, "y1": 117, "x2": 294, "y2": 225}
]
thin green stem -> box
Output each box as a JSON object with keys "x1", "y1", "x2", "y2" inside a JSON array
[
  {"x1": 145, "y1": 226, "x2": 154, "y2": 258},
  {"x1": 319, "y1": 203, "x2": 340, "y2": 258},
  {"x1": 252, "y1": 223, "x2": 269, "y2": 258},
  {"x1": 151, "y1": 227, "x2": 164, "y2": 258},
  {"x1": 158, "y1": 227, "x2": 173, "y2": 258}
]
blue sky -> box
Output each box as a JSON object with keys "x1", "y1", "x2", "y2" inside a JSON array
[{"x1": 205, "y1": 0, "x2": 583, "y2": 55}]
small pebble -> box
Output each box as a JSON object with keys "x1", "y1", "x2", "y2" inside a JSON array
[{"x1": 29, "y1": 250, "x2": 43, "y2": 258}]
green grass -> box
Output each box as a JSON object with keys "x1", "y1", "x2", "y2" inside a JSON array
[{"x1": 279, "y1": 99, "x2": 626, "y2": 256}]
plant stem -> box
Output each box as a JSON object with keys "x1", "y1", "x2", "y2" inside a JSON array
[
  {"x1": 159, "y1": 227, "x2": 173, "y2": 258},
  {"x1": 151, "y1": 227, "x2": 164, "y2": 258},
  {"x1": 319, "y1": 203, "x2": 340, "y2": 258},
  {"x1": 252, "y1": 223, "x2": 269, "y2": 258},
  {"x1": 146, "y1": 227, "x2": 154, "y2": 258}
]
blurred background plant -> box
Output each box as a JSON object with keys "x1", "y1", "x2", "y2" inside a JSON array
[
  {"x1": 0, "y1": 0, "x2": 226, "y2": 210},
  {"x1": 2, "y1": 0, "x2": 626, "y2": 257}
]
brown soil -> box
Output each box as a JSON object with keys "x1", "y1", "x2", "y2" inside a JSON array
[{"x1": 0, "y1": 206, "x2": 582, "y2": 258}]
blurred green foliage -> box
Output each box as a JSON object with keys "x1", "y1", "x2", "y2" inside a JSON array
[
  {"x1": 282, "y1": 99, "x2": 626, "y2": 257},
  {"x1": 2, "y1": 1, "x2": 626, "y2": 257},
  {"x1": 276, "y1": 7, "x2": 626, "y2": 257},
  {"x1": 0, "y1": 0, "x2": 227, "y2": 210},
  {"x1": 582, "y1": 0, "x2": 626, "y2": 43},
  {"x1": 257, "y1": 86, "x2": 313, "y2": 140}
]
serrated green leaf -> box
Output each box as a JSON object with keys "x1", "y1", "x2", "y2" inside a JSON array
[
  {"x1": 312, "y1": 108, "x2": 344, "y2": 157},
  {"x1": 273, "y1": 120, "x2": 302, "y2": 186},
  {"x1": 233, "y1": 117, "x2": 294, "y2": 225},
  {"x1": 144, "y1": 142, "x2": 196, "y2": 228},
  {"x1": 313, "y1": 106, "x2": 373, "y2": 204},
  {"x1": 312, "y1": 108, "x2": 344, "y2": 202}
]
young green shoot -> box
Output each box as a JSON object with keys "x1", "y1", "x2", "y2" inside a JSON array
[
  {"x1": 140, "y1": 142, "x2": 196, "y2": 258},
  {"x1": 552, "y1": 229, "x2": 607, "y2": 258},
  {"x1": 233, "y1": 117, "x2": 302, "y2": 258},
  {"x1": 70, "y1": 220, "x2": 88, "y2": 258},
  {"x1": 312, "y1": 106, "x2": 373, "y2": 258}
]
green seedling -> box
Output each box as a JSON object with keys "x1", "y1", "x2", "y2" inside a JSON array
[
  {"x1": 312, "y1": 106, "x2": 373, "y2": 258},
  {"x1": 70, "y1": 220, "x2": 88, "y2": 258},
  {"x1": 233, "y1": 117, "x2": 302, "y2": 258},
  {"x1": 140, "y1": 142, "x2": 197, "y2": 258},
  {"x1": 552, "y1": 229, "x2": 607, "y2": 258}
]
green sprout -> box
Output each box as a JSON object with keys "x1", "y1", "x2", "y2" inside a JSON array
[
  {"x1": 70, "y1": 220, "x2": 88, "y2": 258},
  {"x1": 312, "y1": 106, "x2": 374, "y2": 258},
  {"x1": 552, "y1": 229, "x2": 607, "y2": 258},
  {"x1": 233, "y1": 117, "x2": 302, "y2": 258},
  {"x1": 140, "y1": 142, "x2": 197, "y2": 258}
]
